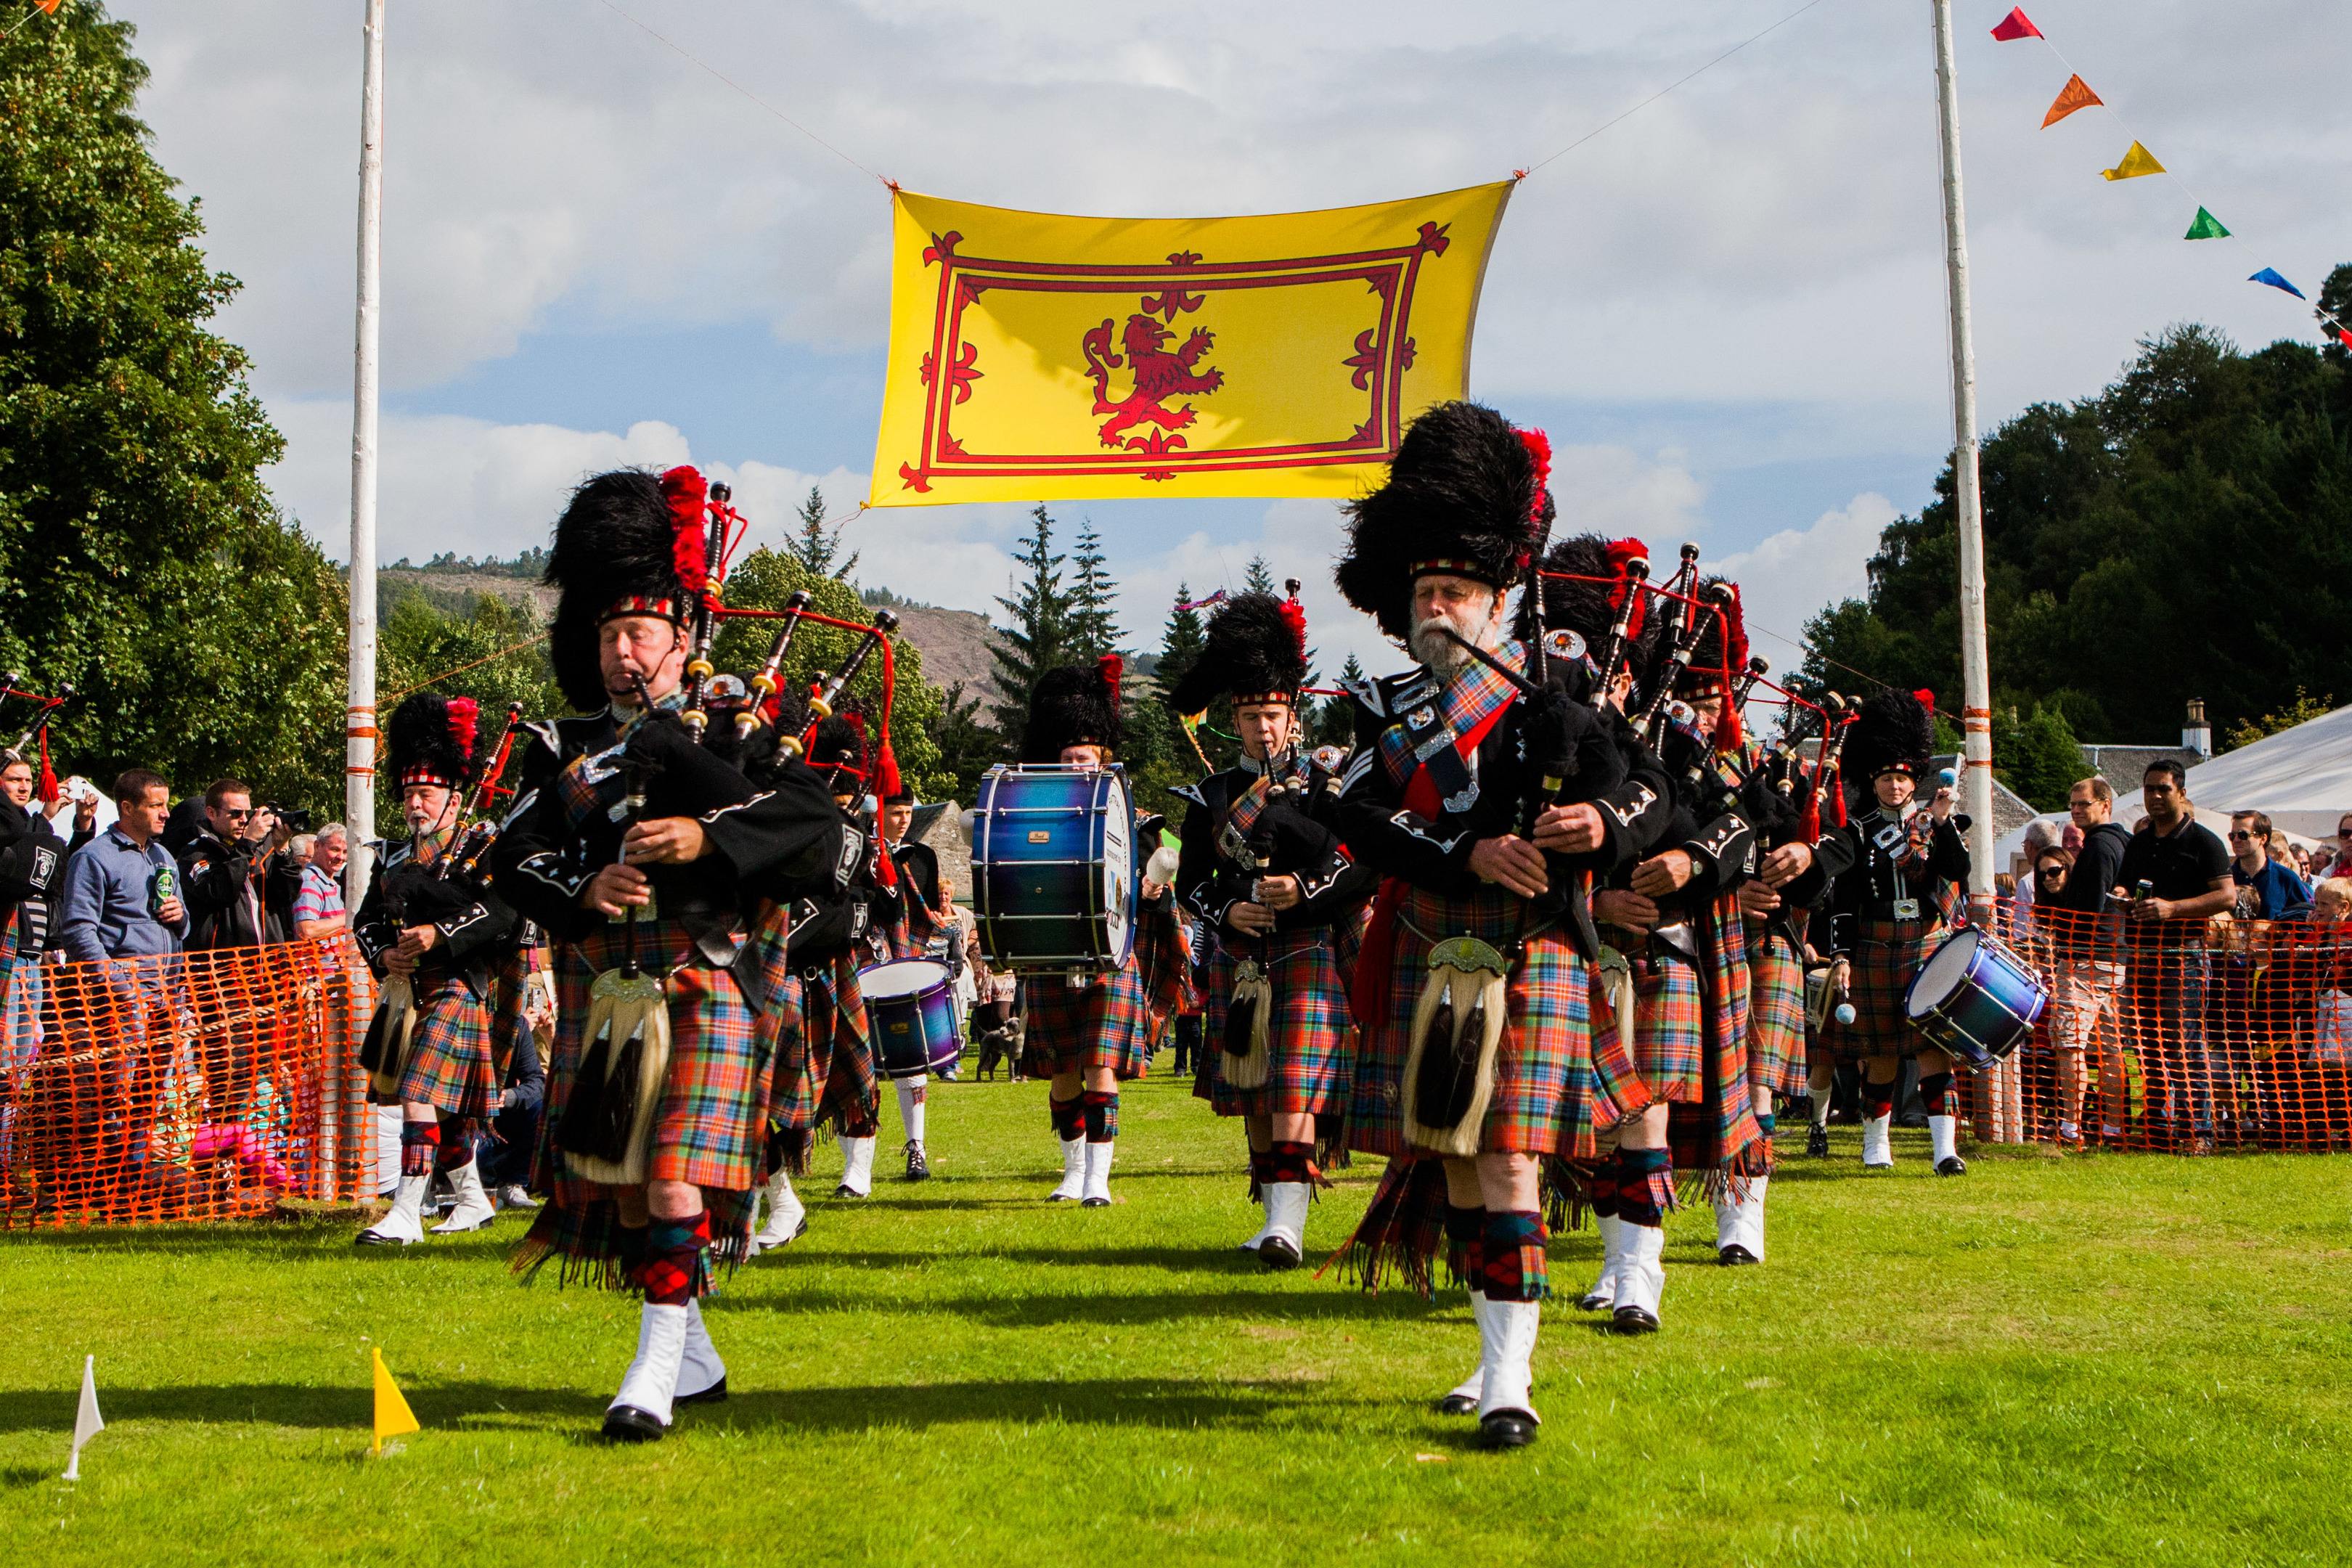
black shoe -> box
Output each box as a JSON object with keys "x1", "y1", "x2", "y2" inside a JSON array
[
  {"x1": 1610, "y1": 1304, "x2": 1659, "y2": 1335},
  {"x1": 1805, "y1": 1125, "x2": 1830, "y2": 1158},
  {"x1": 833, "y1": 1183, "x2": 867, "y2": 1199},
  {"x1": 904, "y1": 1141, "x2": 931, "y2": 1181},
  {"x1": 1478, "y1": 1410, "x2": 1538, "y2": 1450},
  {"x1": 1575, "y1": 1287, "x2": 1614, "y2": 1312},
  {"x1": 674, "y1": 1374, "x2": 727, "y2": 1407},
  {"x1": 1257, "y1": 1236, "x2": 1302, "y2": 1271},
  {"x1": 1718, "y1": 1244, "x2": 1760, "y2": 1266},
  {"x1": 600, "y1": 1405, "x2": 665, "y2": 1442},
  {"x1": 1935, "y1": 1155, "x2": 1967, "y2": 1176},
  {"x1": 1434, "y1": 1392, "x2": 1479, "y2": 1416},
  {"x1": 1081, "y1": 1195, "x2": 1111, "y2": 1209}
]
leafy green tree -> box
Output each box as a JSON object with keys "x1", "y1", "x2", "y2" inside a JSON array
[
  {"x1": 713, "y1": 550, "x2": 948, "y2": 800},
  {"x1": 0, "y1": 7, "x2": 343, "y2": 812},
  {"x1": 989, "y1": 505, "x2": 1074, "y2": 748},
  {"x1": 2005, "y1": 703, "x2": 2082, "y2": 812},
  {"x1": 370, "y1": 589, "x2": 563, "y2": 836},
  {"x1": 788, "y1": 486, "x2": 857, "y2": 581},
  {"x1": 2224, "y1": 686, "x2": 2337, "y2": 752}
]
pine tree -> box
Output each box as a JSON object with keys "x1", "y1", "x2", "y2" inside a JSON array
[
  {"x1": 1244, "y1": 554, "x2": 1275, "y2": 596},
  {"x1": 1066, "y1": 518, "x2": 1120, "y2": 660},
  {"x1": 989, "y1": 505, "x2": 1075, "y2": 746},
  {"x1": 1154, "y1": 585, "x2": 1207, "y2": 705},
  {"x1": 789, "y1": 485, "x2": 859, "y2": 580},
  {"x1": 1315, "y1": 653, "x2": 1366, "y2": 748},
  {"x1": 0, "y1": 8, "x2": 344, "y2": 811}
]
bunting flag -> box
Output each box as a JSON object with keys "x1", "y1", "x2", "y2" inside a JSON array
[
  {"x1": 2250, "y1": 268, "x2": 2306, "y2": 300},
  {"x1": 371, "y1": 1347, "x2": 420, "y2": 1454},
  {"x1": 1990, "y1": 7, "x2": 2041, "y2": 41},
  {"x1": 2184, "y1": 207, "x2": 2230, "y2": 240},
  {"x1": 2100, "y1": 142, "x2": 2165, "y2": 181},
  {"x1": 867, "y1": 182, "x2": 1514, "y2": 506},
  {"x1": 2041, "y1": 74, "x2": 2102, "y2": 128},
  {"x1": 2338, "y1": 328, "x2": 2352, "y2": 351}
]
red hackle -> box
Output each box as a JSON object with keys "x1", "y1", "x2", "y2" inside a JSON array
[
  {"x1": 1710, "y1": 584, "x2": 1749, "y2": 751},
  {"x1": 1098, "y1": 653, "x2": 1123, "y2": 712},
  {"x1": 1606, "y1": 537, "x2": 1650, "y2": 640},
  {"x1": 445, "y1": 696, "x2": 480, "y2": 761},
  {"x1": 661, "y1": 465, "x2": 710, "y2": 597}
]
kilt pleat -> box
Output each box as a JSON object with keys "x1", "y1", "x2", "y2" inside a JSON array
[
  {"x1": 387, "y1": 973, "x2": 496, "y2": 1119},
  {"x1": 1746, "y1": 931, "x2": 1809, "y2": 1096},
  {"x1": 1834, "y1": 918, "x2": 1949, "y2": 1060},
  {"x1": 1198, "y1": 928, "x2": 1356, "y2": 1118},
  {"x1": 1021, "y1": 904, "x2": 1187, "y2": 1081}
]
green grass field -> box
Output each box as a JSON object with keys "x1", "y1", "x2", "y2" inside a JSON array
[{"x1": 9, "y1": 1062, "x2": 2352, "y2": 1566}]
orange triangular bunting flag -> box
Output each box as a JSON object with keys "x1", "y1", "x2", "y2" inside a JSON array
[
  {"x1": 371, "y1": 1347, "x2": 420, "y2": 1454},
  {"x1": 2101, "y1": 142, "x2": 2165, "y2": 181},
  {"x1": 2042, "y1": 74, "x2": 2102, "y2": 128}
]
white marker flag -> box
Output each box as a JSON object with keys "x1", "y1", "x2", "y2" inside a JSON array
[{"x1": 63, "y1": 1355, "x2": 104, "y2": 1481}]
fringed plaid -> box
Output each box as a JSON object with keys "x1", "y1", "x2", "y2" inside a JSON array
[
  {"x1": 488, "y1": 944, "x2": 535, "y2": 1076},
  {"x1": 513, "y1": 914, "x2": 766, "y2": 1292},
  {"x1": 388, "y1": 973, "x2": 497, "y2": 1119},
  {"x1": 1199, "y1": 928, "x2": 1356, "y2": 1119},
  {"x1": 1332, "y1": 1154, "x2": 1449, "y2": 1297},
  {"x1": 1347, "y1": 882, "x2": 1594, "y2": 1161},
  {"x1": 1745, "y1": 930, "x2": 1810, "y2": 1097},
  {"x1": 1022, "y1": 901, "x2": 1191, "y2": 1080}
]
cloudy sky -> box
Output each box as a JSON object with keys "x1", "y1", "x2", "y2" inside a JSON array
[{"x1": 107, "y1": 0, "x2": 2345, "y2": 677}]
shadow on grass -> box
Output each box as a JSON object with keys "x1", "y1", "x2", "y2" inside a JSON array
[
  {"x1": 711, "y1": 1273, "x2": 1445, "y2": 1328},
  {"x1": 0, "y1": 1375, "x2": 1363, "y2": 1438}
]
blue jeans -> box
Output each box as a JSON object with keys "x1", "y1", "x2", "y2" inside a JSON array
[
  {"x1": 2130, "y1": 947, "x2": 2213, "y2": 1135},
  {"x1": 2, "y1": 955, "x2": 40, "y2": 1071}
]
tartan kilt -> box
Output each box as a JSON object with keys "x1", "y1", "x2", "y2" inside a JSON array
[
  {"x1": 383, "y1": 973, "x2": 496, "y2": 1119},
  {"x1": 1832, "y1": 918, "x2": 1947, "y2": 1060},
  {"x1": 518, "y1": 915, "x2": 766, "y2": 1290},
  {"x1": 1197, "y1": 927, "x2": 1355, "y2": 1118},
  {"x1": 736, "y1": 902, "x2": 875, "y2": 1139},
  {"x1": 1609, "y1": 939, "x2": 1704, "y2": 1106},
  {"x1": 1347, "y1": 884, "x2": 1591, "y2": 1161},
  {"x1": 1746, "y1": 931, "x2": 1809, "y2": 1096},
  {"x1": 1021, "y1": 902, "x2": 1186, "y2": 1080}
]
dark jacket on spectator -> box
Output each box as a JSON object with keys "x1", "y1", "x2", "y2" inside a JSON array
[
  {"x1": 179, "y1": 828, "x2": 302, "y2": 950},
  {"x1": 0, "y1": 802, "x2": 90, "y2": 960}
]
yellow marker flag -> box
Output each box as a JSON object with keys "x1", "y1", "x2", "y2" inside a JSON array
[
  {"x1": 867, "y1": 182, "x2": 1514, "y2": 507},
  {"x1": 371, "y1": 1347, "x2": 420, "y2": 1454},
  {"x1": 2101, "y1": 142, "x2": 2165, "y2": 181},
  {"x1": 2041, "y1": 73, "x2": 2102, "y2": 128}
]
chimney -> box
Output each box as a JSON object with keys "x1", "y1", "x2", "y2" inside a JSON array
[{"x1": 2183, "y1": 698, "x2": 2211, "y2": 760}]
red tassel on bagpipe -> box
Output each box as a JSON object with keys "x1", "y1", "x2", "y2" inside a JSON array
[{"x1": 36, "y1": 727, "x2": 58, "y2": 806}]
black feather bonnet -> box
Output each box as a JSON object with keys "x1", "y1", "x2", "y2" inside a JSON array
[
  {"x1": 1024, "y1": 656, "x2": 1124, "y2": 765},
  {"x1": 386, "y1": 693, "x2": 479, "y2": 792},
  {"x1": 543, "y1": 465, "x2": 711, "y2": 712},
  {"x1": 1845, "y1": 687, "x2": 1937, "y2": 785},
  {"x1": 1164, "y1": 589, "x2": 1308, "y2": 716}
]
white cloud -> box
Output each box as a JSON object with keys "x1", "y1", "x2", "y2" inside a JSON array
[{"x1": 1701, "y1": 491, "x2": 1897, "y2": 666}]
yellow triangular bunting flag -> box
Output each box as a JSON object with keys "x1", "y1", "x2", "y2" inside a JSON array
[
  {"x1": 2042, "y1": 73, "x2": 2102, "y2": 128},
  {"x1": 371, "y1": 1347, "x2": 420, "y2": 1454},
  {"x1": 2101, "y1": 142, "x2": 2165, "y2": 181}
]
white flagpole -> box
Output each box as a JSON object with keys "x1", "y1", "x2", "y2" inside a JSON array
[
  {"x1": 347, "y1": 0, "x2": 384, "y2": 910},
  {"x1": 1930, "y1": 0, "x2": 1996, "y2": 926}
]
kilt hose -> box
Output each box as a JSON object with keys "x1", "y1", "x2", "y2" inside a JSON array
[
  {"x1": 1831, "y1": 917, "x2": 1951, "y2": 1061},
  {"x1": 1745, "y1": 926, "x2": 1810, "y2": 1097},
  {"x1": 1197, "y1": 927, "x2": 1356, "y2": 1119},
  {"x1": 379, "y1": 972, "x2": 497, "y2": 1121},
  {"x1": 1346, "y1": 882, "x2": 1593, "y2": 1162},
  {"x1": 515, "y1": 915, "x2": 767, "y2": 1291},
  {"x1": 1021, "y1": 899, "x2": 1192, "y2": 1081}
]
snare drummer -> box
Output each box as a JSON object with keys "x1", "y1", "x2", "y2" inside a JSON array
[
  {"x1": 1823, "y1": 688, "x2": 1971, "y2": 1174},
  {"x1": 1018, "y1": 657, "x2": 1191, "y2": 1207},
  {"x1": 1168, "y1": 585, "x2": 1376, "y2": 1269}
]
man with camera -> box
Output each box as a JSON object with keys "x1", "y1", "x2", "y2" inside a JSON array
[{"x1": 178, "y1": 779, "x2": 304, "y2": 950}]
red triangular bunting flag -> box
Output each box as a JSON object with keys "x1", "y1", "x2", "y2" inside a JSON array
[
  {"x1": 2339, "y1": 328, "x2": 2352, "y2": 351},
  {"x1": 2042, "y1": 74, "x2": 2102, "y2": 127},
  {"x1": 1990, "y1": 7, "x2": 2041, "y2": 41}
]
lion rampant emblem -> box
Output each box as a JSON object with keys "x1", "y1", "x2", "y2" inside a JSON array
[{"x1": 1080, "y1": 314, "x2": 1225, "y2": 451}]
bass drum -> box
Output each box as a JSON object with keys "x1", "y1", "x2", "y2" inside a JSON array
[
  {"x1": 969, "y1": 765, "x2": 1136, "y2": 972},
  {"x1": 1903, "y1": 925, "x2": 2049, "y2": 1071}
]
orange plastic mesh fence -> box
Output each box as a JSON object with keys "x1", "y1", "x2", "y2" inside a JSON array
[
  {"x1": 1, "y1": 937, "x2": 377, "y2": 1228},
  {"x1": 1892, "y1": 903, "x2": 2352, "y2": 1151}
]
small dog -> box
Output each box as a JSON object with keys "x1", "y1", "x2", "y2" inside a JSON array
[{"x1": 972, "y1": 1018, "x2": 1023, "y2": 1081}]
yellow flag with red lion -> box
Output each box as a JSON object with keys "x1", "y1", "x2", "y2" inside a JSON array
[{"x1": 866, "y1": 182, "x2": 1514, "y2": 506}]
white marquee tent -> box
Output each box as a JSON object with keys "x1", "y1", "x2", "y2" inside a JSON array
[{"x1": 2175, "y1": 703, "x2": 2352, "y2": 841}]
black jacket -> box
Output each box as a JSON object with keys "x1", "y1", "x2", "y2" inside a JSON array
[
  {"x1": 1825, "y1": 804, "x2": 1971, "y2": 956},
  {"x1": 351, "y1": 837, "x2": 519, "y2": 997},
  {"x1": 1174, "y1": 750, "x2": 1378, "y2": 938},
  {"x1": 179, "y1": 828, "x2": 303, "y2": 950},
  {"x1": 0, "y1": 803, "x2": 86, "y2": 958}
]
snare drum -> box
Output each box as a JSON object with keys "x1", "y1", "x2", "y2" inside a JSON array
[
  {"x1": 859, "y1": 959, "x2": 964, "y2": 1080},
  {"x1": 1903, "y1": 926, "x2": 2048, "y2": 1071},
  {"x1": 970, "y1": 765, "x2": 1137, "y2": 971}
]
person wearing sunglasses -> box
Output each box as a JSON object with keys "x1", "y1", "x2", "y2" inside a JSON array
[
  {"x1": 178, "y1": 778, "x2": 302, "y2": 951},
  {"x1": 2229, "y1": 811, "x2": 2312, "y2": 921}
]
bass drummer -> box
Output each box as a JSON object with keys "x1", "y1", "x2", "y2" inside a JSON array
[
  {"x1": 1017, "y1": 656, "x2": 1190, "y2": 1208},
  {"x1": 1168, "y1": 584, "x2": 1376, "y2": 1269},
  {"x1": 1823, "y1": 688, "x2": 1971, "y2": 1174}
]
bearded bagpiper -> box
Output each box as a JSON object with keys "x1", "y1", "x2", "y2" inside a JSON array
[
  {"x1": 1824, "y1": 687, "x2": 1971, "y2": 1173},
  {"x1": 1018, "y1": 656, "x2": 1192, "y2": 1208},
  {"x1": 1168, "y1": 584, "x2": 1376, "y2": 1269},
  {"x1": 353, "y1": 693, "x2": 518, "y2": 1246},
  {"x1": 490, "y1": 466, "x2": 853, "y2": 1441},
  {"x1": 1329, "y1": 402, "x2": 1668, "y2": 1451}
]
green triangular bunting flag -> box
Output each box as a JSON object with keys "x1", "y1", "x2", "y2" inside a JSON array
[{"x1": 2184, "y1": 207, "x2": 2231, "y2": 240}]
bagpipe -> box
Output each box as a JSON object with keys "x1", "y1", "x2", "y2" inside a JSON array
[
  {"x1": 0, "y1": 672, "x2": 73, "y2": 804},
  {"x1": 437, "y1": 701, "x2": 526, "y2": 884}
]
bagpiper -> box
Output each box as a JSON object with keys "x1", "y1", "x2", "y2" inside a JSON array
[
  {"x1": 353, "y1": 693, "x2": 518, "y2": 1245},
  {"x1": 491, "y1": 466, "x2": 851, "y2": 1441},
  {"x1": 1169, "y1": 585, "x2": 1376, "y2": 1269},
  {"x1": 1330, "y1": 403, "x2": 1660, "y2": 1450}
]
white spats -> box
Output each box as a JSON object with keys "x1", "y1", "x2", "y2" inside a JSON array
[
  {"x1": 429, "y1": 1159, "x2": 495, "y2": 1235},
  {"x1": 836, "y1": 1137, "x2": 876, "y2": 1198},
  {"x1": 674, "y1": 1299, "x2": 726, "y2": 1408},
  {"x1": 751, "y1": 1167, "x2": 806, "y2": 1251},
  {"x1": 603, "y1": 1302, "x2": 689, "y2": 1440},
  {"x1": 897, "y1": 1077, "x2": 928, "y2": 1146},
  {"x1": 1713, "y1": 1174, "x2": 1768, "y2": 1262},
  {"x1": 356, "y1": 1172, "x2": 430, "y2": 1246},
  {"x1": 1611, "y1": 1222, "x2": 1665, "y2": 1332},
  {"x1": 1080, "y1": 1140, "x2": 1114, "y2": 1207},
  {"x1": 1577, "y1": 1213, "x2": 1623, "y2": 1311},
  {"x1": 1861, "y1": 1114, "x2": 1894, "y2": 1169},
  {"x1": 1929, "y1": 1114, "x2": 1959, "y2": 1164},
  {"x1": 1237, "y1": 1193, "x2": 1274, "y2": 1254},
  {"x1": 1048, "y1": 1137, "x2": 1087, "y2": 1201},
  {"x1": 1474, "y1": 1296, "x2": 1542, "y2": 1428},
  {"x1": 1258, "y1": 1183, "x2": 1310, "y2": 1268}
]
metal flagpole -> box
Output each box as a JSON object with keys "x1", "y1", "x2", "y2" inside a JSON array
[
  {"x1": 334, "y1": 0, "x2": 386, "y2": 1198},
  {"x1": 1930, "y1": 0, "x2": 1996, "y2": 926}
]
